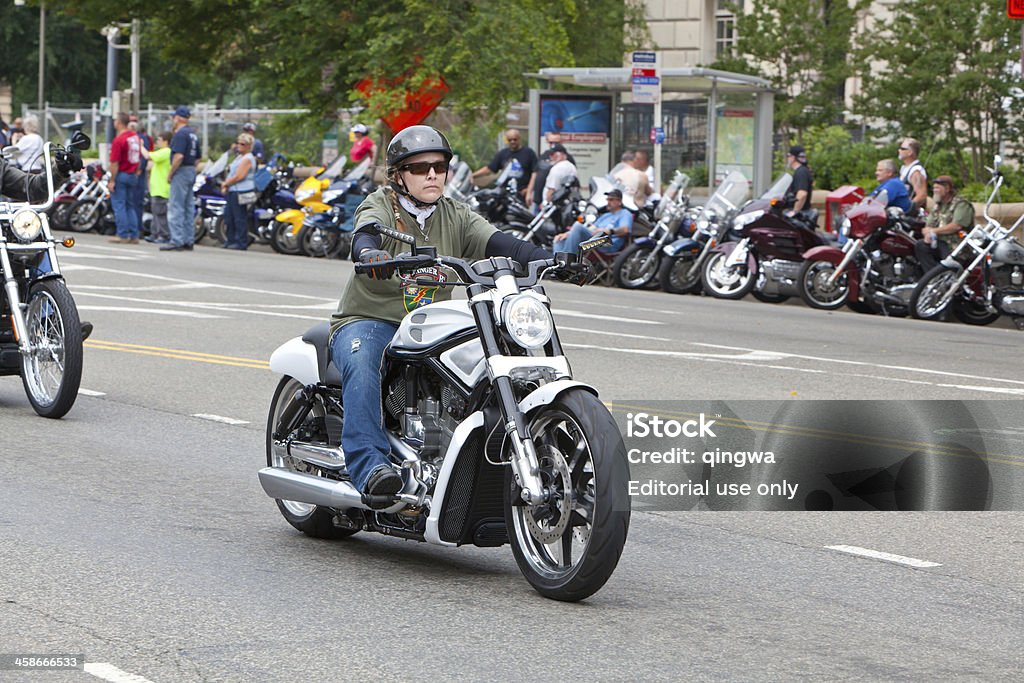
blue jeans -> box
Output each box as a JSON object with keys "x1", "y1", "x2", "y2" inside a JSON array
[
  {"x1": 111, "y1": 172, "x2": 140, "y2": 239},
  {"x1": 330, "y1": 320, "x2": 400, "y2": 492},
  {"x1": 553, "y1": 223, "x2": 619, "y2": 254},
  {"x1": 168, "y1": 166, "x2": 197, "y2": 246},
  {"x1": 224, "y1": 192, "x2": 251, "y2": 248}
]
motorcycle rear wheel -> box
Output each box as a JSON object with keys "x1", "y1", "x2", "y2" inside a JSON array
[
  {"x1": 50, "y1": 201, "x2": 75, "y2": 231},
  {"x1": 266, "y1": 376, "x2": 358, "y2": 539},
  {"x1": 797, "y1": 260, "x2": 849, "y2": 310},
  {"x1": 271, "y1": 221, "x2": 304, "y2": 255},
  {"x1": 67, "y1": 199, "x2": 102, "y2": 233},
  {"x1": 700, "y1": 251, "x2": 756, "y2": 300},
  {"x1": 952, "y1": 298, "x2": 1000, "y2": 326},
  {"x1": 910, "y1": 266, "x2": 959, "y2": 320},
  {"x1": 505, "y1": 389, "x2": 629, "y2": 602},
  {"x1": 613, "y1": 243, "x2": 660, "y2": 289},
  {"x1": 20, "y1": 279, "x2": 83, "y2": 419},
  {"x1": 658, "y1": 253, "x2": 703, "y2": 295}
]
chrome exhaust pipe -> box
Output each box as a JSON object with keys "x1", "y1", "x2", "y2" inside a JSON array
[
  {"x1": 286, "y1": 441, "x2": 346, "y2": 470},
  {"x1": 258, "y1": 467, "x2": 366, "y2": 509}
]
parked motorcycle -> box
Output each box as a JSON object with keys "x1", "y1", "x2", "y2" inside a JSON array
[
  {"x1": 258, "y1": 227, "x2": 629, "y2": 601},
  {"x1": 501, "y1": 176, "x2": 583, "y2": 248},
  {"x1": 272, "y1": 155, "x2": 357, "y2": 256},
  {"x1": 467, "y1": 161, "x2": 534, "y2": 231},
  {"x1": 47, "y1": 168, "x2": 89, "y2": 230},
  {"x1": 444, "y1": 155, "x2": 474, "y2": 203},
  {"x1": 798, "y1": 190, "x2": 925, "y2": 315},
  {"x1": 658, "y1": 170, "x2": 750, "y2": 295},
  {"x1": 192, "y1": 151, "x2": 229, "y2": 244},
  {"x1": 66, "y1": 162, "x2": 114, "y2": 233},
  {"x1": 701, "y1": 174, "x2": 825, "y2": 303},
  {"x1": 611, "y1": 171, "x2": 691, "y2": 289},
  {"x1": 0, "y1": 133, "x2": 89, "y2": 418},
  {"x1": 910, "y1": 157, "x2": 1024, "y2": 328}
]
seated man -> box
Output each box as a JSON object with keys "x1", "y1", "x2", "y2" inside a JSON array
[
  {"x1": 915, "y1": 175, "x2": 973, "y2": 272},
  {"x1": 553, "y1": 189, "x2": 632, "y2": 254},
  {"x1": 869, "y1": 158, "x2": 912, "y2": 213}
]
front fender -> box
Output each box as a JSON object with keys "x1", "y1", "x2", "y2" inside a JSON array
[
  {"x1": 664, "y1": 237, "x2": 701, "y2": 257},
  {"x1": 802, "y1": 244, "x2": 846, "y2": 266},
  {"x1": 518, "y1": 379, "x2": 599, "y2": 416},
  {"x1": 269, "y1": 337, "x2": 321, "y2": 387}
]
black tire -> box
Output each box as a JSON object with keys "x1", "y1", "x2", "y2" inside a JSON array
[
  {"x1": 952, "y1": 297, "x2": 1000, "y2": 326},
  {"x1": 299, "y1": 224, "x2": 348, "y2": 258},
  {"x1": 271, "y1": 221, "x2": 304, "y2": 255},
  {"x1": 50, "y1": 201, "x2": 74, "y2": 231},
  {"x1": 504, "y1": 389, "x2": 630, "y2": 602},
  {"x1": 266, "y1": 376, "x2": 358, "y2": 539},
  {"x1": 67, "y1": 199, "x2": 103, "y2": 233},
  {"x1": 700, "y1": 250, "x2": 757, "y2": 300},
  {"x1": 658, "y1": 253, "x2": 703, "y2": 294},
  {"x1": 193, "y1": 212, "x2": 208, "y2": 244},
  {"x1": 910, "y1": 265, "x2": 959, "y2": 320},
  {"x1": 20, "y1": 279, "x2": 83, "y2": 419},
  {"x1": 846, "y1": 299, "x2": 878, "y2": 315},
  {"x1": 797, "y1": 259, "x2": 849, "y2": 310},
  {"x1": 612, "y1": 243, "x2": 660, "y2": 289},
  {"x1": 208, "y1": 216, "x2": 227, "y2": 246},
  {"x1": 752, "y1": 291, "x2": 789, "y2": 304}
]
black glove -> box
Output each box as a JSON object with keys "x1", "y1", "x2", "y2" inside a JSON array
[
  {"x1": 54, "y1": 150, "x2": 83, "y2": 176},
  {"x1": 358, "y1": 249, "x2": 396, "y2": 280},
  {"x1": 555, "y1": 260, "x2": 591, "y2": 286}
]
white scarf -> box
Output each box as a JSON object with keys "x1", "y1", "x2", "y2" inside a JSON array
[{"x1": 399, "y1": 195, "x2": 437, "y2": 234}]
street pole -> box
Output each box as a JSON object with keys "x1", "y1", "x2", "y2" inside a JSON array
[
  {"x1": 37, "y1": 2, "x2": 45, "y2": 112},
  {"x1": 131, "y1": 18, "x2": 140, "y2": 114},
  {"x1": 105, "y1": 32, "x2": 118, "y2": 145}
]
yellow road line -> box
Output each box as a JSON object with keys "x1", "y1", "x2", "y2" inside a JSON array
[{"x1": 85, "y1": 339, "x2": 269, "y2": 370}]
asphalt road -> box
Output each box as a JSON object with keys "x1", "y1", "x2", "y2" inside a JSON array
[{"x1": 1, "y1": 232, "x2": 1021, "y2": 681}]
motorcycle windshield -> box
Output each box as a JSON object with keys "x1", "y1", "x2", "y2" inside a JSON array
[
  {"x1": 342, "y1": 157, "x2": 372, "y2": 182},
  {"x1": 704, "y1": 170, "x2": 749, "y2": 217},
  {"x1": 202, "y1": 151, "x2": 230, "y2": 178},
  {"x1": 761, "y1": 173, "x2": 792, "y2": 201},
  {"x1": 319, "y1": 154, "x2": 348, "y2": 180}
]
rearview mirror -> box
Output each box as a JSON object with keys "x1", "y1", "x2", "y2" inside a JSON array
[{"x1": 70, "y1": 130, "x2": 91, "y2": 151}]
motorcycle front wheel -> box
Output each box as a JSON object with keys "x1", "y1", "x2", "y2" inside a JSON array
[
  {"x1": 20, "y1": 279, "x2": 83, "y2": 418},
  {"x1": 266, "y1": 376, "x2": 358, "y2": 539},
  {"x1": 50, "y1": 201, "x2": 75, "y2": 231},
  {"x1": 700, "y1": 251, "x2": 756, "y2": 299},
  {"x1": 505, "y1": 389, "x2": 629, "y2": 602},
  {"x1": 299, "y1": 225, "x2": 349, "y2": 259},
  {"x1": 952, "y1": 298, "x2": 1000, "y2": 326},
  {"x1": 658, "y1": 253, "x2": 703, "y2": 295},
  {"x1": 270, "y1": 221, "x2": 304, "y2": 255},
  {"x1": 612, "y1": 243, "x2": 660, "y2": 289},
  {"x1": 797, "y1": 260, "x2": 849, "y2": 310},
  {"x1": 910, "y1": 266, "x2": 959, "y2": 320}
]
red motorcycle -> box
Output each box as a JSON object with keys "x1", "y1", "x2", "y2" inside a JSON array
[
  {"x1": 797, "y1": 190, "x2": 925, "y2": 315},
  {"x1": 700, "y1": 174, "x2": 826, "y2": 303}
]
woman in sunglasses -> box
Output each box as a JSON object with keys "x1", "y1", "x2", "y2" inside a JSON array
[{"x1": 327, "y1": 125, "x2": 552, "y2": 502}]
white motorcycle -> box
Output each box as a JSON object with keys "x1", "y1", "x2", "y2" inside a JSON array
[
  {"x1": 1, "y1": 133, "x2": 89, "y2": 418},
  {"x1": 259, "y1": 228, "x2": 630, "y2": 601}
]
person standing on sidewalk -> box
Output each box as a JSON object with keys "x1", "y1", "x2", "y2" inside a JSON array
[
  {"x1": 164, "y1": 106, "x2": 200, "y2": 252},
  {"x1": 219, "y1": 133, "x2": 257, "y2": 250},
  {"x1": 143, "y1": 131, "x2": 173, "y2": 244},
  {"x1": 108, "y1": 113, "x2": 143, "y2": 244}
]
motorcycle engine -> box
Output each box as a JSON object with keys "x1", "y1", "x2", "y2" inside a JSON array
[
  {"x1": 992, "y1": 265, "x2": 1024, "y2": 315},
  {"x1": 384, "y1": 374, "x2": 462, "y2": 470}
]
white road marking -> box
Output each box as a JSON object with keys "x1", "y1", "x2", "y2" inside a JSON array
[
  {"x1": 60, "y1": 253, "x2": 145, "y2": 261},
  {"x1": 84, "y1": 662, "x2": 156, "y2": 683},
  {"x1": 563, "y1": 342, "x2": 788, "y2": 362},
  {"x1": 73, "y1": 282, "x2": 209, "y2": 292},
  {"x1": 77, "y1": 388, "x2": 106, "y2": 397},
  {"x1": 77, "y1": 305, "x2": 225, "y2": 319},
  {"x1": 554, "y1": 309, "x2": 663, "y2": 325},
  {"x1": 561, "y1": 298, "x2": 680, "y2": 316},
  {"x1": 559, "y1": 326, "x2": 671, "y2": 341},
  {"x1": 73, "y1": 292, "x2": 325, "y2": 322},
  {"x1": 825, "y1": 545, "x2": 942, "y2": 568},
  {"x1": 192, "y1": 413, "x2": 250, "y2": 425}
]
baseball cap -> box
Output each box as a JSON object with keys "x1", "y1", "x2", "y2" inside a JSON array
[
  {"x1": 351, "y1": 123, "x2": 368, "y2": 134},
  {"x1": 788, "y1": 145, "x2": 806, "y2": 158},
  {"x1": 933, "y1": 175, "x2": 955, "y2": 189},
  {"x1": 174, "y1": 105, "x2": 191, "y2": 119},
  {"x1": 242, "y1": 121, "x2": 256, "y2": 131},
  {"x1": 549, "y1": 143, "x2": 568, "y2": 155},
  {"x1": 605, "y1": 189, "x2": 623, "y2": 199}
]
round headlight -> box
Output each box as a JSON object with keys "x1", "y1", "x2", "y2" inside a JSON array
[
  {"x1": 11, "y1": 209, "x2": 43, "y2": 243},
  {"x1": 503, "y1": 295, "x2": 554, "y2": 350}
]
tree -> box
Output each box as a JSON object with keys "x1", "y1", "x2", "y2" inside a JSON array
[
  {"x1": 853, "y1": 0, "x2": 1022, "y2": 183},
  {"x1": 710, "y1": 0, "x2": 870, "y2": 140}
]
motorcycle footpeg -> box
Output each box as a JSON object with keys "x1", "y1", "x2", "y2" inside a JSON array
[{"x1": 361, "y1": 492, "x2": 399, "y2": 510}]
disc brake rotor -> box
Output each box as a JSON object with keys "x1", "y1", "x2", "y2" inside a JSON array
[{"x1": 523, "y1": 444, "x2": 573, "y2": 545}]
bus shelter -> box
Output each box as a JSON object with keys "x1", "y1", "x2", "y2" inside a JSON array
[{"x1": 527, "y1": 67, "x2": 775, "y2": 195}]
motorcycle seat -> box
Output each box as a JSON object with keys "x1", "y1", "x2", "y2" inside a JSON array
[{"x1": 301, "y1": 322, "x2": 342, "y2": 387}]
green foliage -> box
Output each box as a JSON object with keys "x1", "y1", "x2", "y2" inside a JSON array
[
  {"x1": 783, "y1": 126, "x2": 879, "y2": 191},
  {"x1": 678, "y1": 164, "x2": 709, "y2": 188},
  {"x1": 710, "y1": 0, "x2": 870, "y2": 136},
  {"x1": 853, "y1": 0, "x2": 1021, "y2": 183}
]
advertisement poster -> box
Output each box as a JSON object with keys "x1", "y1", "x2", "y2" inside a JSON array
[
  {"x1": 539, "y1": 94, "x2": 612, "y2": 183},
  {"x1": 714, "y1": 107, "x2": 755, "y2": 184}
]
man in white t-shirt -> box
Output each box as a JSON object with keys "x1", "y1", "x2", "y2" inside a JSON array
[
  {"x1": 543, "y1": 144, "x2": 577, "y2": 204},
  {"x1": 898, "y1": 137, "x2": 927, "y2": 212},
  {"x1": 613, "y1": 150, "x2": 651, "y2": 206}
]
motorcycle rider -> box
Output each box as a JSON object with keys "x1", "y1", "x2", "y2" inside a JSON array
[
  {"x1": 898, "y1": 138, "x2": 928, "y2": 213},
  {"x1": 915, "y1": 175, "x2": 973, "y2": 272},
  {"x1": 785, "y1": 145, "x2": 814, "y2": 218},
  {"x1": 869, "y1": 159, "x2": 912, "y2": 213},
  {"x1": 330, "y1": 125, "x2": 555, "y2": 505}
]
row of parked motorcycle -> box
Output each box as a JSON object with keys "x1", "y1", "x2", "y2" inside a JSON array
[
  {"x1": 455, "y1": 154, "x2": 1024, "y2": 330},
  {"x1": 45, "y1": 151, "x2": 376, "y2": 259}
]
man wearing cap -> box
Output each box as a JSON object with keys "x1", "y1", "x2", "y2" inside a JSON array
[
  {"x1": 243, "y1": 122, "x2": 264, "y2": 163},
  {"x1": 553, "y1": 188, "x2": 632, "y2": 255},
  {"x1": 787, "y1": 145, "x2": 813, "y2": 214},
  {"x1": 348, "y1": 123, "x2": 376, "y2": 165},
  {"x1": 916, "y1": 175, "x2": 974, "y2": 271},
  {"x1": 164, "y1": 106, "x2": 201, "y2": 251},
  {"x1": 542, "y1": 143, "x2": 577, "y2": 205}
]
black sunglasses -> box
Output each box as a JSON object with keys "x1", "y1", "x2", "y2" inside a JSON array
[{"x1": 400, "y1": 160, "x2": 449, "y2": 176}]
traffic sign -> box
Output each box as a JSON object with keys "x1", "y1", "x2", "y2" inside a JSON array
[
  {"x1": 98, "y1": 97, "x2": 112, "y2": 117},
  {"x1": 1009, "y1": 0, "x2": 1024, "y2": 18},
  {"x1": 631, "y1": 51, "x2": 661, "y2": 104}
]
